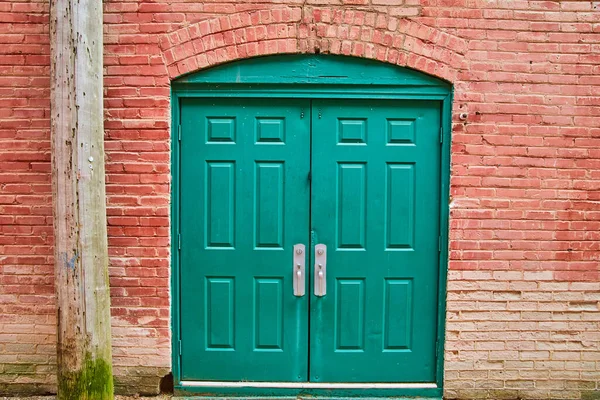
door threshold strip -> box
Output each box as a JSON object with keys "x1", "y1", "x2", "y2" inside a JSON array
[{"x1": 180, "y1": 381, "x2": 437, "y2": 389}]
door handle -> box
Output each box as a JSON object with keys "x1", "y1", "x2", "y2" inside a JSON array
[
  {"x1": 293, "y1": 244, "x2": 305, "y2": 297},
  {"x1": 314, "y1": 244, "x2": 327, "y2": 297}
]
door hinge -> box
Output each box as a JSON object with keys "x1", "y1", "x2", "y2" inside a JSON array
[
  {"x1": 178, "y1": 340, "x2": 182, "y2": 356},
  {"x1": 439, "y1": 126, "x2": 443, "y2": 144},
  {"x1": 178, "y1": 233, "x2": 181, "y2": 250},
  {"x1": 435, "y1": 340, "x2": 439, "y2": 358},
  {"x1": 438, "y1": 236, "x2": 442, "y2": 252},
  {"x1": 178, "y1": 124, "x2": 182, "y2": 141}
]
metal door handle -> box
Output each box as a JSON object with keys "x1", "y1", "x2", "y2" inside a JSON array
[
  {"x1": 314, "y1": 244, "x2": 327, "y2": 297},
  {"x1": 293, "y1": 244, "x2": 305, "y2": 296}
]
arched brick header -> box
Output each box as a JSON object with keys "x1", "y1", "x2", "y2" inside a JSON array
[{"x1": 158, "y1": 7, "x2": 467, "y2": 83}]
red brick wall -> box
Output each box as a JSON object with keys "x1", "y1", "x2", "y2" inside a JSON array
[
  {"x1": 1, "y1": 0, "x2": 599, "y2": 398},
  {"x1": 0, "y1": 0, "x2": 54, "y2": 394}
]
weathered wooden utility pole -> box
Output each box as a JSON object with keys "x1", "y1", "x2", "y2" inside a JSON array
[{"x1": 50, "y1": 0, "x2": 114, "y2": 395}]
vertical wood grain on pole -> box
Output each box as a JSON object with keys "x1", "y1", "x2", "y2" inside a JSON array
[{"x1": 50, "y1": 0, "x2": 113, "y2": 396}]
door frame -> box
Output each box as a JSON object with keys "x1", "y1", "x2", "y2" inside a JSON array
[{"x1": 171, "y1": 55, "x2": 452, "y2": 398}]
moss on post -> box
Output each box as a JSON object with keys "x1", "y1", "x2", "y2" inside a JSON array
[{"x1": 57, "y1": 353, "x2": 113, "y2": 400}]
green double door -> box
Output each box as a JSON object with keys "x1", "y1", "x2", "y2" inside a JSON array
[{"x1": 179, "y1": 98, "x2": 441, "y2": 383}]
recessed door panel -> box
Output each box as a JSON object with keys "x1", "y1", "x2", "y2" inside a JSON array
[
  {"x1": 310, "y1": 99, "x2": 441, "y2": 382},
  {"x1": 180, "y1": 98, "x2": 310, "y2": 381}
]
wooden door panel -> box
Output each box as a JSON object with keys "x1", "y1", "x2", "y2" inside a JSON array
[
  {"x1": 180, "y1": 97, "x2": 441, "y2": 384},
  {"x1": 310, "y1": 99, "x2": 441, "y2": 383},
  {"x1": 180, "y1": 98, "x2": 310, "y2": 382}
]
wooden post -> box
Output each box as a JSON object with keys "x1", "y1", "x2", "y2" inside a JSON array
[{"x1": 50, "y1": 0, "x2": 114, "y2": 396}]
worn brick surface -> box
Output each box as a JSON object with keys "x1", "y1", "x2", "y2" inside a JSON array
[{"x1": 1, "y1": 0, "x2": 599, "y2": 398}]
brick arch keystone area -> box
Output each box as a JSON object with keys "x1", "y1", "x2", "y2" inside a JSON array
[{"x1": 158, "y1": 7, "x2": 467, "y2": 83}]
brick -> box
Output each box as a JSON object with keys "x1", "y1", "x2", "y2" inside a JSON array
[{"x1": 2, "y1": 0, "x2": 600, "y2": 398}]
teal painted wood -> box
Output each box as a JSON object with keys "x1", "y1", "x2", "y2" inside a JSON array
[
  {"x1": 310, "y1": 99, "x2": 441, "y2": 382},
  {"x1": 175, "y1": 54, "x2": 450, "y2": 88},
  {"x1": 174, "y1": 86, "x2": 451, "y2": 99},
  {"x1": 174, "y1": 386, "x2": 443, "y2": 398},
  {"x1": 171, "y1": 54, "x2": 452, "y2": 395},
  {"x1": 179, "y1": 98, "x2": 311, "y2": 381},
  {"x1": 435, "y1": 93, "x2": 453, "y2": 385}
]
